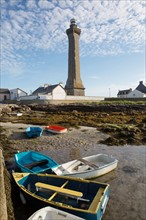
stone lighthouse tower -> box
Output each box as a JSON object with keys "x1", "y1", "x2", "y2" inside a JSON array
[{"x1": 65, "y1": 19, "x2": 85, "y2": 96}]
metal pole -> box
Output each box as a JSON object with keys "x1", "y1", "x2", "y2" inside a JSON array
[{"x1": 109, "y1": 88, "x2": 111, "y2": 97}]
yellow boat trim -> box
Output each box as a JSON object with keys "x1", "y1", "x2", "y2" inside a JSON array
[
  {"x1": 35, "y1": 182, "x2": 83, "y2": 198},
  {"x1": 89, "y1": 188, "x2": 104, "y2": 212},
  {"x1": 12, "y1": 172, "x2": 29, "y2": 182}
]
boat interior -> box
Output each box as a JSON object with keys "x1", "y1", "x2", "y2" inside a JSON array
[
  {"x1": 54, "y1": 159, "x2": 98, "y2": 175},
  {"x1": 16, "y1": 151, "x2": 58, "y2": 173},
  {"x1": 18, "y1": 174, "x2": 106, "y2": 212}
]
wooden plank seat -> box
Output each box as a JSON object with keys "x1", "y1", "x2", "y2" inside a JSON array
[
  {"x1": 24, "y1": 159, "x2": 48, "y2": 169},
  {"x1": 79, "y1": 158, "x2": 99, "y2": 169},
  {"x1": 48, "y1": 181, "x2": 69, "y2": 201},
  {"x1": 35, "y1": 182, "x2": 83, "y2": 198},
  {"x1": 89, "y1": 188, "x2": 104, "y2": 212}
]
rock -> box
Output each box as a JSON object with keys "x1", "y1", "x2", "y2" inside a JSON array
[
  {"x1": 2, "y1": 107, "x2": 12, "y2": 113},
  {"x1": 0, "y1": 104, "x2": 31, "y2": 115}
]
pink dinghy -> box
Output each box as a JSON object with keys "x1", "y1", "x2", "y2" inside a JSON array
[{"x1": 45, "y1": 125, "x2": 67, "y2": 134}]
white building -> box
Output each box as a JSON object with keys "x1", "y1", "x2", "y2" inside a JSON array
[
  {"x1": 0, "y1": 89, "x2": 10, "y2": 101},
  {"x1": 127, "y1": 81, "x2": 146, "y2": 98},
  {"x1": 127, "y1": 89, "x2": 146, "y2": 98},
  {"x1": 31, "y1": 84, "x2": 66, "y2": 100},
  {"x1": 117, "y1": 81, "x2": 146, "y2": 98},
  {"x1": 18, "y1": 83, "x2": 104, "y2": 102},
  {"x1": 10, "y1": 88, "x2": 28, "y2": 100},
  {"x1": 117, "y1": 89, "x2": 132, "y2": 98}
]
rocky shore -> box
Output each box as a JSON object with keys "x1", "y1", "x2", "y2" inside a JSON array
[{"x1": 1, "y1": 102, "x2": 146, "y2": 146}]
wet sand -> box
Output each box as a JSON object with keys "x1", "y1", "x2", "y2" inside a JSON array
[{"x1": 1, "y1": 122, "x2": 146, "y2": 220}]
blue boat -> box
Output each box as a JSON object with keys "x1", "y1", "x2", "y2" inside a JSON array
[
  {"x1": 26, "y1": 126, "x2": 43, "y2": 138},
  {"x1": 13, "y1": 172, "x2": 110, "y2": 220},
  {"x1": 14, "y1": 151, "x2": 59, "y2": 173}
]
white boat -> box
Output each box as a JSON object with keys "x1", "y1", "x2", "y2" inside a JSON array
[
  {"x1": 28, "y1": 206, "x2": 84, "y2": 220},
  {"x1": 52, "y1": 154, "x2": 118, "y2": 179}
]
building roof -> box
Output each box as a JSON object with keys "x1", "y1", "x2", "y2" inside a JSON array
[
  {"x1": 32, "y1": 84, "x2": 62, "y2": 95},
  {"x1": 135, "y1": 81, "x2": 146, "y2": 94},
  {"x1": 10, "y1": 88, "x2": 27, "y2": 94},
  {"x1": 17, "y1": 88, "x2": 28, "y2": 94},
  {"x1": 117, "y1": 89, "x2": 132, "y2": 95},
  {"x1": 0, "y1": 88, "x2": 10, "y2": 94}
]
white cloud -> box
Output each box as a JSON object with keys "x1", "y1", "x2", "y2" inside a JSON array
[
  {"x1": 38, "y1": 0, "x2": 54, "y2": 9},
  {"x1": 26, "y1": 0, "x2": 37, "y2": 9},
  {"x1": 1, "y1": 0, "x2": 145, "y2": 77},
  {"x1": 9, "y1": 0, "x2": 21, "y2": 6},
  {"x1": 58, "y1": 0, "x2": 73, "y2": 9},
  {"x1": 0, "y1": 0, "x2": 7, "y2": 7}
]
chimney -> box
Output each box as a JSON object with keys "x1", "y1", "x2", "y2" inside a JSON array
[
  {"x1": 59, "y1": 82, "x2": 64, "y2": 87},
  {"x1": 44, "y1": 84, "x2": 51, "y2": 88}
]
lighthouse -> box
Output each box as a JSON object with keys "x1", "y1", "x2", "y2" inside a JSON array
[{"x1": 65, "y1": 19, "x2": 85, "y2": 96}]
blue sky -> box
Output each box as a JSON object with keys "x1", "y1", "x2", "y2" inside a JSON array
[{"x1": 1, "y1": 0, "x2": 146, "y2": 97}]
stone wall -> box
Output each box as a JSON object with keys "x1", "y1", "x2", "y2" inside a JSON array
[
  {"x1": 2, "y1": 96, "x2": 146, "y2": 105},
  {"x1": 105, "y1": 97, "x2": 146, "y2": 101},
  {"x1": 0, "y1": 149, "x2": 8, "y2": 220},
  {"x1": 2, "y1": 96, "x2": 104, "y2": 105}
]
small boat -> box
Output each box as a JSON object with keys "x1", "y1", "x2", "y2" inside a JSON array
[
  {"x1": 28, "y1": 206, "x2": 84, "y2": 220},
  {"x1": 26, "y1": 126, "x2": 43, "y2": 138},
  {"x1": 13, "y1": 172, "x2": 110, "y2": 220},
  {"x1": 45, "y1": 125, "x2": 67, "y2": 134},
  {"x1": 52, "y1": 154, "x2": 118, "y2": 179},
  {"x1": 14, "y1": 151, "x2": 59, "y2": 173}
]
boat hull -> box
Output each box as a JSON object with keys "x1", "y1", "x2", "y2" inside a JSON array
[
  {"x1": 13, "y1": 173, "x2": 110, "y2": 220},
  {"x1": 26, "y1": 127, "x2": 43, "y2": 138},
  {"x1": 53, "y1": 154, "x2": 118, "y2": 179},
  {"x1": 45, "y1": 125, "x2": 67, "y2": 134}
]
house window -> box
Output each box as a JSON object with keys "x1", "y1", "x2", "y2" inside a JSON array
[{"x1": 4, "y1": 95, "x2": 7, "y2": 100}]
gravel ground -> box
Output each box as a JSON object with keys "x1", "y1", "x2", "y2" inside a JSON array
[{"x1": 1, "y1": 122, "x2": 146, "y2": 220}]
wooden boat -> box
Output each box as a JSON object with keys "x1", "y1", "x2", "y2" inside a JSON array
[
  {"x1": 13, "y1": 172, "x2": 110, "y2": 220},
  {"x1": 14, "y1": 151, "x2": 59, "y2": 173},
  {"x1": 28, "y1": 206, "x2": 84, "y2": 220},
  {"x1": 26, "y1": 126, "x2": 43, "y2": 138},
  {"x1": 45, "y1": 125, "x2": 67, "y2": 134},
  {"x1": 52, "y1": 154, "x2": 118, "y2": 179}
]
